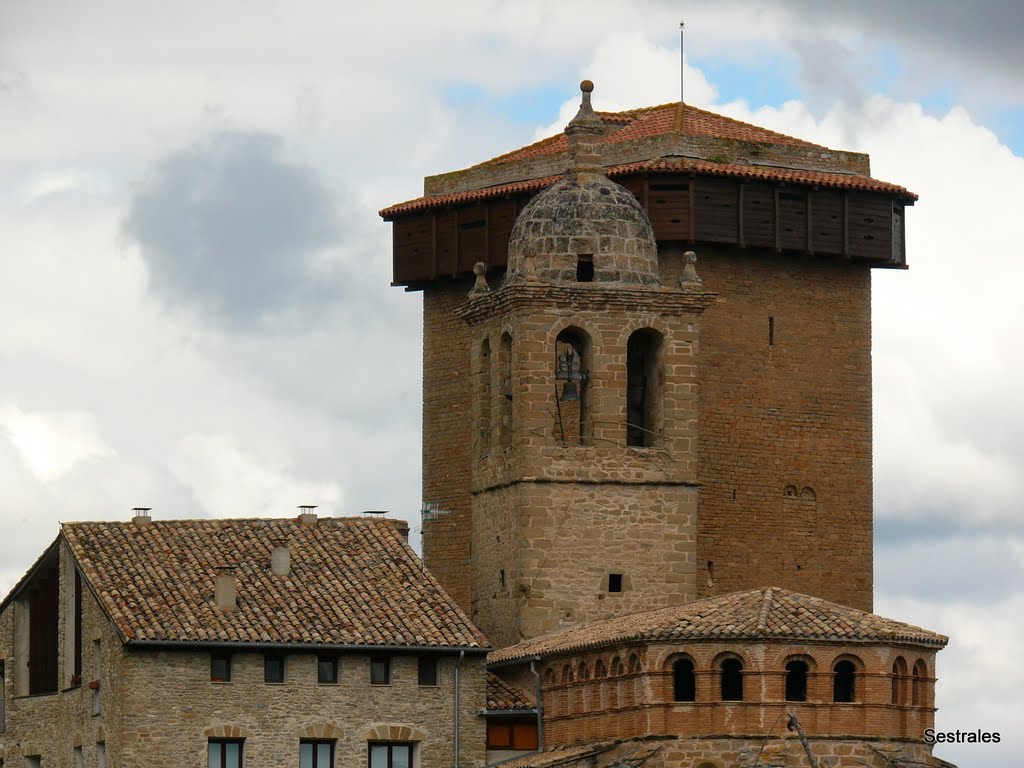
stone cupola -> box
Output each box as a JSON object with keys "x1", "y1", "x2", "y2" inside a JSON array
[{"x1": 503, "y1": 81, "x2": 660, "y2": 286}]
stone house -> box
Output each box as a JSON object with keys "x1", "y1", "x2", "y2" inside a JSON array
[{"x1": 0, "y1": 510, "x2": 488, "y2": 767}]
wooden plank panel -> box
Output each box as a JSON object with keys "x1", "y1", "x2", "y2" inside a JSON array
[
  {"x1": 457, "y1": 203, "x2": 487, "y2": 273},
  {"x1": 778, "y1": 190, "x2": 808, "y2": 252},
  {"x1": 811, "y1": 190, "x2": 844, "y2": 256},
  {"x1": 487, "y1": 198, "x2": 518, "y2": 268},
  {"x1": 848, "y1": 193, "x2": 893, "y2": 259},
  {"x1": 647, "y1": 175, "x2": 690, "y2": 240},
  {"x1": 392, "y1": 215, "x2": 434, "y2": 283},
  {"x1": 892, "y1": 202, "x2": 906, "y2": 265},
  {"x1": 743, "y1": 182, "x2": 775, "y2": 248},
  {"x1": 694, "y1": 177, "x2": 739, "y2": 243},
  {"x1": 435, "y1": 208, "x2": 458, "y2": 275}
]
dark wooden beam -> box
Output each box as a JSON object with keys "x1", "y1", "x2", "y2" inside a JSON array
[
  {"x1": 738, "y1": 182, "x2": 745, "y2": 248},
  {"x1": 688, "y1": 175, "x2": 696, "y2": 244}
]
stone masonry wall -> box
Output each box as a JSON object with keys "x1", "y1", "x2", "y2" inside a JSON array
[
  {"x1": 114, "y1": 648, "x2": 486, "y2": 767},
  {"x1": 465, "y1": 290, "x2": 707, "y2": 647},
  {"x1": 1, "y1": 541, "x2": 487, "y2": 767},
  {"x1": 421, "y1": 279, "x2": 476, "y2": 613},
  {"x1": 0, "y1": 542, "x2": 127, "y2": 766},
  {"x1": 660, "y1": 245, "x2": 874, "y2": 611}
]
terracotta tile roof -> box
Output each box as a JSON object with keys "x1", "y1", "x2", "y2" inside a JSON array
[
  {"x1": 379, "y1": 158, "x2": 914, "y2": 217},
  {"x1": 489, "y1": 587, "x2": 947, "y2": 664},
  {"x1": 485, "y1": 103, "x2": 820, "y2": 167},
  {"x1": 60, "y1": 517, "x2": 488, "y2": 649},
  {"x1": 486, "y1": 673, "x2": 536, "y2": 711}
]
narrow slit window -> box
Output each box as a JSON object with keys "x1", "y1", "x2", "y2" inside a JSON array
[
  {"x1": 608, "y1": 573, "x2": 623, "y2": 593},
  {"x1": 768, "y1": 316, "x2": 775, "y2": 345}
]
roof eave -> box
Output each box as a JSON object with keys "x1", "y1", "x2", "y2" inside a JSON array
[{"x1": 124, "y1": 639, "x2": 492, "y2": 654}]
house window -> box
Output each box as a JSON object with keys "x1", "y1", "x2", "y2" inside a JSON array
[
  {"x1": 368, "y1": 742, "x2": 412, "y2": 768},
  {"x1": 672, "y1": 658, "x2": 695, "y2": 702},
  {"x1": 417, "y1": 656, "x2": 438, "y2": 686},
  {"x1": 318, "y1": 655, "x2": 339, "y2": 684},
  {"x1": 370, "y1": 656, "x2": 390, "y2": 685},
  {"x1": 211, "y1": 652, "x2": 232, "y2": 682},
  {"x1": 95, "y1": 743, "x2": 106, "y2": 768},
  {"x1": 607, "y1": 573, "x2": 623, "y2": 593},
  {"x1": 74, "y1": 747, "x2": 83, "y2": 768},
  {"x1": 487, "y1": 720, "x2": 539, "y2": 750},
  {"x1": 25, "y1": 759, "x2": 41, "y2": 768},
  {"x1": 264, "y1": 654, "x2": 285, "y2": 684},
  {"x1": 300, "y1": 740, "x2": 335, "y2": 768},
  {"x1": 720, "y1": 657, "x2": 743, "y2": 701},
  {"x1": 208, "y1": 738, "x2": 243, "y2": 768},
  {"x1": 785, "y1": 660, "x2": 809, "y2": 702},
  {"x1": 833, "y1": 660, "x2": 857, "y2": 702}
]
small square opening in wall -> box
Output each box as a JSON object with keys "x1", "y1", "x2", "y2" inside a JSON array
[
  {"x1": 608, "y1": 573, "x2": 624, "y2": 593},
  {"x1": 576, "y1": 255, "x2": 594, "y2": 282}
]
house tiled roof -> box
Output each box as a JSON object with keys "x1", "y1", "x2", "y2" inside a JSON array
[
  {"x1": 486, "y1": 673, "x2": 536, "y2": 712},
  {"x1": 380, "y1": 101, "x2": 916, "y2": 218},
  {"x1": 489, "y1": 587, "x2": 947, "y2": 664},
  {"x1": 60, "y1": 517, "x2": 488, "y2": 650}
]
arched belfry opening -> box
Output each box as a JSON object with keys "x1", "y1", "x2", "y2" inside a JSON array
[
  {"x1": 478, "y1": 338, "x2": 492, "y2": 457},
  {"x1": 626, "y1": 328, "x2": 663, "y2": 447},
  {"x1": 555, "y1": 327, "x2": 591, "y2": 446},
  {"x1": 499, "y1": 332, "x2": 513, "y2": 448}
]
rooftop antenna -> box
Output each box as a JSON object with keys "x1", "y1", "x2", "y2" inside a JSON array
[{"x1": 679, "y1": 19, "x2": 688, "y2": 126}]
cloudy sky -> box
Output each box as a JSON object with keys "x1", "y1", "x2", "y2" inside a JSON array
[{"x1": 1, "y1": 1, "x2": 1021, "y2": 763}]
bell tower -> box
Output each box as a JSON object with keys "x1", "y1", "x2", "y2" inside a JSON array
[{"x1": 456, "y1": 82, "x2": 716, "y2": 648}]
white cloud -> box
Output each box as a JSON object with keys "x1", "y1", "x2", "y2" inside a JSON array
[
  {"x1": 0, "y1": 404, "x2": 113, "y2": 482},
  {"x1": 168, "y1": 433, "x2": 342, "y2": 519}
]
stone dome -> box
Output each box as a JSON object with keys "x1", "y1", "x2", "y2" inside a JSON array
[{"x1": 505, "y1": 174, "x2": 660, "y2": 285}]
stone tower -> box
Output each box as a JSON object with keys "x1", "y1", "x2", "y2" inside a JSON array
[
  {"x1": 383, "y1": 80, "x2": 911, "y2": 622},
  {"x1": 453, "y1": 83, "x2": 715, "y2": 647}
]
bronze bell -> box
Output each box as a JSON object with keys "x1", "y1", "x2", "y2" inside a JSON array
[{"x1": 560, "y1": 381, "x2": 580, "y2": 402}]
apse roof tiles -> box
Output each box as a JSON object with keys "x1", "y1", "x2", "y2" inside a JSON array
[{"x1": 489, "y1": 587, "x2": 947, "y2": 664}]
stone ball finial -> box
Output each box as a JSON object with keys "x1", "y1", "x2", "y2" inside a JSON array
[
  {"x1": 580, "y1": 79, "x2": 594, "y2": 94},
  {"x1": 468, "y1": 262, "x2": 491, "y2": 298},
  {"x1": 677, "y1": 250, "x2": 703, "y2": 291}
]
